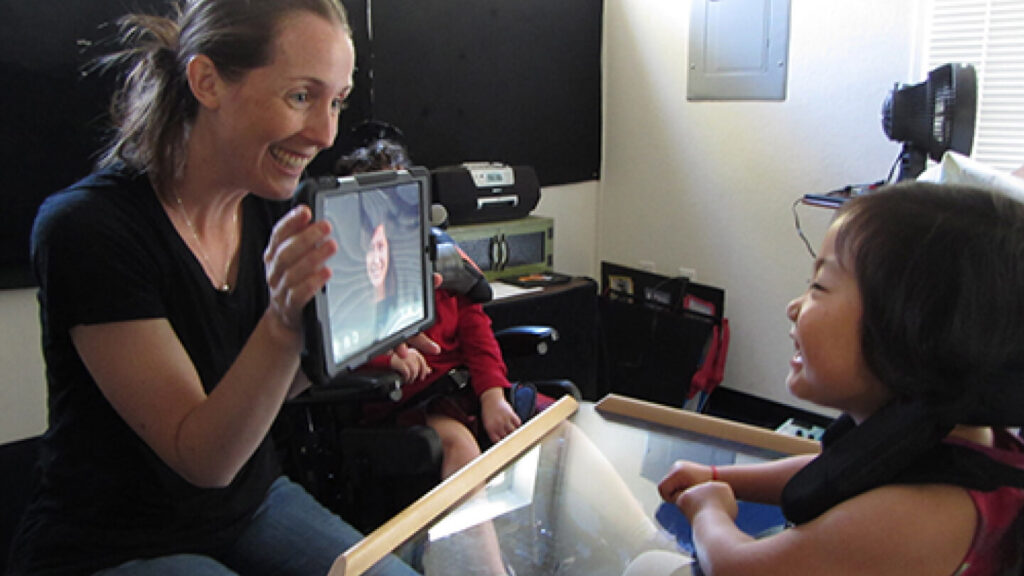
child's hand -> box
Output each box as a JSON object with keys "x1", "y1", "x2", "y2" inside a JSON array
[
  {"x1": 480, "y1": 387, "x2": 522, "y2": 444},
  {"x1": 658, "y1": 460, "x2": 715, "y2": 503},
  {"x1": 676, "y1": 481, "x2": 739, "y2": 524},
  {"x1": 396, "y1": 333, "x2": 441, "y2": 358},
  {"x1": 388, "y1": 348, "x2": 431, "y2": 383}
]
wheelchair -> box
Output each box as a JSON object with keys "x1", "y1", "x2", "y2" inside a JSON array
[
  {"x1": 276, "y1": 228, "x2": 579, "y2": 532},
  {"x1": 276, "y1": 325, "x2": 580, "y2": 533}
]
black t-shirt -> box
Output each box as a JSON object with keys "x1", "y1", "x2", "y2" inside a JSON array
[{"x1": 10, "y1": 166, "x2": 291, "y2": 574}]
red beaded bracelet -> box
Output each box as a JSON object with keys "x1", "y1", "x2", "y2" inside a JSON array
[{"x1": 711, "y1": 465, "x2": 719, "y2": 481}]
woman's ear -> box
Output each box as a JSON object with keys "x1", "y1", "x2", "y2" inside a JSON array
[{"x1": 186, "y1": 54, "x2": 223, "y2": 110}]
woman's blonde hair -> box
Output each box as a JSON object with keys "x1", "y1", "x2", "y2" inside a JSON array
[{"x1": 97, "y1": 0, "x2": 350, "y2": 193}]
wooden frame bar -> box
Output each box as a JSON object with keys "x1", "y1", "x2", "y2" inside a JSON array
[
  {"x1": 330, "y1": 395, "x2": 579, "y2": 576},
  {"x1": 595, "y1": 394, "x2": 821, "y2": 456}
]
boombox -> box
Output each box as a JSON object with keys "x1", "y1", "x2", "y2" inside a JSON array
[{"x1": 430, "y1": 163, "x2": 541, "y2": 225}]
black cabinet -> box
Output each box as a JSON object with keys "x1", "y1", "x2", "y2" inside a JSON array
[{"x1": 483, "y1": 277, "x2": 601, "y2": 400}]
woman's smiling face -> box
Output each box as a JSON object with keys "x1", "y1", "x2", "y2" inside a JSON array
[
  {"x1": 785, "y1": 218, "x2": 892, "y2": 423},
  {"x1": 366, "y1": 223, "x2": 389, "y2": 293},
  {"x1": 209, "y1": 11, "x2": 354, "y2": 199}
]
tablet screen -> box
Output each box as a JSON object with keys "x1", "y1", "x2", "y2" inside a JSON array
[{"x1": 300, "y1": 169, "x2": 435, "y2": 382}]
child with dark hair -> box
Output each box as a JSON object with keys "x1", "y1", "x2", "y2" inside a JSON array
[
  {"x1": 337, "y1": 138, "x2": 520, "y2": 575},
  {"x1": 335, "y1": 139, "x2": 522, "y2": 474},
  {"x1": 657, "y1": 181, "x2": 1024, "y2": 576},
  {"x1": 336, "y1": 138, "x2": 412, "y2": 176}
]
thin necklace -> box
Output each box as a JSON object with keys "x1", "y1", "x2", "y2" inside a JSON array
[{"x1": 175, "y1": 194, "x2": 238, "y2": 292}]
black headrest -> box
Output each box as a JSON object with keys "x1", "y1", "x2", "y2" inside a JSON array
[{"x1": 431, "y1": 228, "x2": 492, "y2": 304}]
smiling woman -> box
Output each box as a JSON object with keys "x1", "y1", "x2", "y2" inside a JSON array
[
  {"x1": 6, "y1": 1, "x2": 423, "y2": 575},
  {"x1": 185, "y1": 12, "x2": 352, "y2": 203}
]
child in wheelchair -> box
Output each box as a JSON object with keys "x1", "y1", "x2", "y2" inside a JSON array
[{"x1": 336, "y1": 137, "x2": 524, "y2": 479}]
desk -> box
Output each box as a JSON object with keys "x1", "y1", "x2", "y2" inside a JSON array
[
  {"x1": 484, "y1": 277, "x2": 601, "y2": 400},
  {"x1": 332, "y1": 395, "x2": 819, "y2": 576}
]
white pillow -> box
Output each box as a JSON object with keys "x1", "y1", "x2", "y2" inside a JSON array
[{"x1": 917, "y1": 151, "x2": 1024, "y2": 203}]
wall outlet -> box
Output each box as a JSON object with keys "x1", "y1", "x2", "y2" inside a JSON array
[
  {"x1": 638, "y1": 260, "x2": 656, "y2": 273},
  {"x1": 678, "y1": 266, "x2": 697, "y2": 280}
]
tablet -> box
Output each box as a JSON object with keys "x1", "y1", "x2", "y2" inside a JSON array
[{"x1": 295, "y1": 168, "x2": 436, "y2": 385}]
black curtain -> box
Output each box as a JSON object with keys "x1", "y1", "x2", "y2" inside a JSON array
[
  {"x1": 0, "y1": 0, "x2": 602, "y2": 288},
  {"x1": 367, "y1": 0, "x2": 602, "y2": 187}
]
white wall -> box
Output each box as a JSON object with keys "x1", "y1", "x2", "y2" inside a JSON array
[
  {"x1": 534, "y1": 180, "x2": 600, "y2": 279},
  {"x1": 599, "y1": 0, "x2": 922, "y2": 414},
  {"x1": 0, "y1": 0, "x2": 924, "y2": 441},
  {"x1": 0, "y1": 288, "x2": 46, "y2": 442}
]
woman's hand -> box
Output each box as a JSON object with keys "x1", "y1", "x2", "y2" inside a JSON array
[
  {"x1": 263, "y1": 205, "x2": 336, "y2": 333},
  {"x1": 658, "y1": 460, "x2": 715, "y2": 503},
  {"x1": 480, "y1": 387, "x2": 522, "y2": 443}
]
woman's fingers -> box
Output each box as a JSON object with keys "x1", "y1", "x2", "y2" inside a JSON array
[{"x1": 264, "y1": 206, "x2": 336, "y2": 330}]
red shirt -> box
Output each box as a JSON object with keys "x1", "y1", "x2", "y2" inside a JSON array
[
  {"x1": 951, "y1": 430, "x2": 1024, "y2": 576},
  {"x1": 364, "y1": 288, "x2": 509, "y2": 402}
]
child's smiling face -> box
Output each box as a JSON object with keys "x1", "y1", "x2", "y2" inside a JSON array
[{"x1": 786, "y1": 217, "x2": 893, "y2": 423}]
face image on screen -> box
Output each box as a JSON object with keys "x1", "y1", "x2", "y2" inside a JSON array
[{"x1": 316, "y1": 180, "x2": 430, "y2": 374}]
